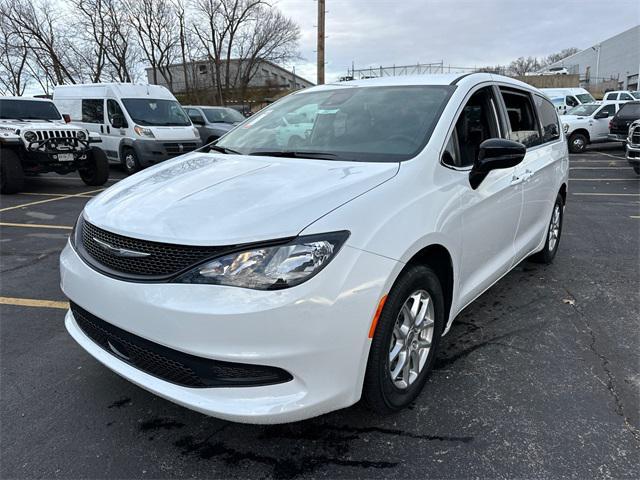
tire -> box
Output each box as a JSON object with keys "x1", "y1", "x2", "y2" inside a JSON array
[
  {"x1": 633, "y1": 164, "x2": 640, "y2": 175},
  {"x1": 0, "y1": 149, "x2": 25, "y2": 194},
  {"x1": 122, "y1": 148, "x2": 141, "y2": 175},
  {"x1": 363, "y1": 265, "x2": 445, "y2": 414},
  {"x1": 79, "y1": 147, "x2": 109, "y2": 186},
  {"x1": 529, "y1": 193, "x2": 564, "y2": 264},
  {"x1": 568, "y1": 133, "x2": 588, "y2": 153}
]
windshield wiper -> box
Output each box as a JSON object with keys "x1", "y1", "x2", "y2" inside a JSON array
[
  {"x1": 208, "y1": 144, "x2": 241, "y2": 155},
  {"x1": 248, "y1": 150, "x2": 338, "y2": 160}
]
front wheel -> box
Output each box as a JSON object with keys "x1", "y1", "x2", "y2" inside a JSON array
[
  {"x1": 530, "y1": 193, "x2": 564, "y2": 264},
  {"x1": 568, "y1": 133, "x2": 588, "y2": 153},
  {"x1": 0, "y1": 149, "x2": 25, "y2": 194},
  {"x1": 78, "y1": 147, "x2": 109, "y2": 186},
  {"x1": 122, "y1": 148, "x2": 140, "y2": 175},
  {"x1": 363, "y1": 265, "x2": 444, "y2": 414}
]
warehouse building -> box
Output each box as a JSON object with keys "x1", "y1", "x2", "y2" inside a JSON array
[{"x1": 539, "y1": 25, "x2": 640, "y2": 91}]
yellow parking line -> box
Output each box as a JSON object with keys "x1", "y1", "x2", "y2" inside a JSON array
[
  {"x1": 19, "y1": 192, "x2": 96, "y2": 198},
  {"x1": 0, "y1": 222, "x2": 72, "y2": 230},
  {"x1": 0, "y1": 188, "x2": 104, "y2": 213},
  {"x1": 572, "y1": 193, "x2": 640, "y2": 196},
  {"x1": 0, "y1": 296, "x2": 69, "y2": 310}
]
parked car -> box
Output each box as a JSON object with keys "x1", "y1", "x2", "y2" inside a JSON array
[
  {"x1": 562, "y1": 101, "x2": 624, "y2": 153},
  {"x1": 602, "y1": 90, "x2": 636, "y2": 102},
  {"x1": 183, "y1": 106, "x2": 244, "y2": 144},
  {"x1": 61, "y1": 73, "x2": 569, "y2": 423},
  {"x1": 541, "y1": 66, "x2": 569, "y2": 75},
  {"x1": 540, "y1": 88, "x2": 595, "y2": 115},
  {"x1": 625, "y1": 119, "x2": 640, "y2": 174},
  {"x1": 0, "y1": 97, "x2": 107, "y2": 194},
  {"x1": 53, "y1": 83, "x2": 201, "y2": 175},
  {"x1": 608, "y1": 101, "x2": 640, "y2": 143}
]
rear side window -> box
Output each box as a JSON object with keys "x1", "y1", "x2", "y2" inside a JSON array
[
  {"x1": 500, "y1": 89, "x2": 541, "y2": 148},
  {"x1": 620, "y1": 93, "x2": 634, "y2": 101},
  {"x1": 618, "y1": 102, "x2": 640, "y2": 118},
  {"x1": 604, "y1": 92, "x2": 617, "y2": 101},
  {"x1": 534, "y1": 95, "x2": 561, "y2": 143},
  {"x1": 82, "y1": 99, "x2": 104, "y2": 123}
]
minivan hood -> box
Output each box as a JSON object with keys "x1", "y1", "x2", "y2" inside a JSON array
[{"x1": 84, "y1": 153, "x2": 399, "y2": 245}]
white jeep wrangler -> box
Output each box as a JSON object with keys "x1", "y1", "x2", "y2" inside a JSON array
[{"x1": 0, "y1": 97, "x2": 108, "y2": 194}]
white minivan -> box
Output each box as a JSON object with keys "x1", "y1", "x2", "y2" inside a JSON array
[
  {"x1": 61, "y1": 73, "x2": 569, "y2": 423},
  {"x1": 53, "y1": 83, "x2": 201, "y2": 175}
]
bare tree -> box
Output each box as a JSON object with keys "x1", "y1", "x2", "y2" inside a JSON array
[
  {"x1": 103, "y1": 0, "x2": 139, "y2": 82},
  {"x1": 508, "y1": 56, "x2": 542, "y2": 76},
  {"x1": 0, "y1": 12, "x2": 29, "y2": 95},
  {"x1": 127, "y1": 0, "x2": 179, "y2": 88},
  {"x1": 1, "y1": 0, "x2": 77, "y2": 85},
  {"x1": 70, "y1": 0, "x2": 108, "y2": 82},
  {"x1": 192, "y1": 0, "x2": 227, "y2": 104},
  {"x1": 545, "y1": 47, "x2": 579, "y2": 66}
]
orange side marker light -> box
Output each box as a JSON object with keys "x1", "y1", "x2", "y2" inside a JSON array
[{"x1": 368, "y1": 295, "x2": 388, "y2": 338}]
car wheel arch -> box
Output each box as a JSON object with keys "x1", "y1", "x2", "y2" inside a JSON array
[{"x1": 570, "y1": 128, "x2": 590, "y2": 142}]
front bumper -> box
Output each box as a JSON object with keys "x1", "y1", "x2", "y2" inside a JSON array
[
  {"x1": 60, "y1": 240, "x2": 398, "y2": 423},
  {"x1": 133, "y1": 138, "x2": 202, "y2": 167},
  {"x1": 626, "y1": 143, "x2": 640, "y2": 164},
  {"x1": 608, "y1": 133, "x2": 628, "y2": 142}
]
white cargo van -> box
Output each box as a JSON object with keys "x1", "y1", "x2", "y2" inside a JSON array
[
  {"x1": 53, "y1": 83, "x2": 201, "y2": 174},
  {"x1": 539, "y1": 88, "x2": 595, "y2": 115}
]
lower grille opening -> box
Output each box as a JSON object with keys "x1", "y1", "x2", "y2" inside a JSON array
[{"x1": 71, "y1": 302, "x2": 293, "y2": 388}]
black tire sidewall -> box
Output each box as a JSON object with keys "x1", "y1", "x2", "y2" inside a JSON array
[
  {"x1": 569, "y1": 133, "x2": 587, "y2": 153},
  {"x1": 122, "y1": 148, "x2": 140, "y2": 175},
  {"x1": 364, "y1": 265, "x2": 444, "y2": 412},
  {"x1": 79, "y1": 147, "x2": 109, "y2": 186},
  {"x1": 0, "y1": 148, "x2": 25, "y2": 194}
]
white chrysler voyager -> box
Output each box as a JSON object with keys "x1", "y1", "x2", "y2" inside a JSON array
[{"x1": 60, "y1": 73, "x2": 569, "y2": 423}]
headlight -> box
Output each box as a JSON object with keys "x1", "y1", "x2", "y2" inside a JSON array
[
  {"x1": 563, "y1": 124, "x2": 569, "y2": 133},
  {"x1": 76, "y1": 130, "x2": 87, "y2": 140},
  {"x1": 175, "y1": 231, "x2": 349, "y2": 289},
  {"x1": 192, "y1": 127, "x2": 200, "y2": 137},
  {"x1": 23, "y1": 131, "x2": 37, "y2": 143},
  {"x1": 134, "y1": 125, "x2": 155, "y2": 138}
]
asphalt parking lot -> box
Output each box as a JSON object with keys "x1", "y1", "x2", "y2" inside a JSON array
[{"x1": 1, "y1": 146, "x2": 639, "y2": 479}]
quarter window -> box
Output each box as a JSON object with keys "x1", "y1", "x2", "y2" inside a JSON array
[
  {"x1": 500, "y1": 89, "x2": 542, "y2": 148},
  {"x1": 82, "y1": 99, "x2": 104, "y2": 123},
  {"x1": 442, "y1": 87, "x2": 500, "y2": 168},
  {"x1": 534, "y1": 95, "x2": 561, "y2": 143}
]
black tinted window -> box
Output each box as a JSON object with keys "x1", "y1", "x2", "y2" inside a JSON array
[
  {"x1": 500, "y1": 89, "x2": 541, "y2": 148},
  {"x1": 534, "y1": 95, "x2": 560, "y2": 143},
  {"x1": 566, "y1": 96, "x2": 579, "y2": 107},
  {"x1": 600, "y1": 104, "x2": 616, "y2": 116},
  {"x1": 82, "y1": 99, "x2": 104, "y2": 123},
  {"x1": 107, "y1": 100, "x2": 127, "y2": 127},
  {"x1": 618, "y1": 102, "x2": 640, "y2": 118},
  {"x1": 0, "y1": 99, "x2": 61, "y2": 120}
]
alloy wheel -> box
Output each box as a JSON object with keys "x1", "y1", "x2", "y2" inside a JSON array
[
  {"x1": 388, "y1": 290, "x2": 435, "y2": 389},
  {"x1": 548, "y1": 203, "x2": 561, "y2": 252}
]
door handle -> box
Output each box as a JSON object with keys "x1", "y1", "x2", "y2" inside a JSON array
[
  {"x1": 106, "y1": 125, "x2": 111, "y2": 134},
  {"x1": 100, "y1": 125, "x2": 104, "y2": 134}
]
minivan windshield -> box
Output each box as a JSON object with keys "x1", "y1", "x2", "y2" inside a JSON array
[
  {"x1": 213, "y1": 85, "x2": 454, "y2": 162},
  {"x1": 203, "y1": 107, "x2": 245, "y2": 124},
  {"x1": 576, "y1": 93, "x2": 596, "y2": 103},
  {"x1": 121, "y1": 98, "x2": 191, "y2": 126},
  {"x1": 0, "y1": 99, "x2": 62, "y2": 121},
  {"x1": 567, "y1": 104, "x2": 599, "y2": 116}
]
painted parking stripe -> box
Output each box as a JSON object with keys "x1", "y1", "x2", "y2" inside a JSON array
[
  {"x1": 584, "y1": 152, "x2": 627, "y2": 160},
  {"x1": 0, "y1": 222, "x2": 73, "y2": 230},
  {"x1": 569, "y1": 178, "x2": 638, "y2": 181},
  {"x1": 0, "y1": 296, "x2": 69, "y2": 310},
  {"x1": 19, "y1": 192, "x2": 96, "y2": 198},
  {"x1": 572, "y1": 193, "x2": 640, "y2": 196},
  {"x1": 569, "y1": 167, "x2": 632, "y2": 170},
  {"x1": 0, "y1": 188, "x2": 105, "y2": 213}
]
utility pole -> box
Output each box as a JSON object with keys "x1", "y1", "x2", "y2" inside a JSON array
[{"x1": 317, "y1": 0, "x2": 325, "y2": 85}]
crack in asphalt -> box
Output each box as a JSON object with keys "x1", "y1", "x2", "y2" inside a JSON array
[
  {"x1": 0, "y1": 250, "x2": 59, "y2": 274},
  {"x1": 563, "y1": 287, "x2": 640, "y2": 443}
]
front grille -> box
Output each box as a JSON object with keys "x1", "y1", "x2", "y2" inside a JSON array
[
  {"x1": 163, "y1": 142, "x2": 199, "y2": 154},
  {"x1": 71, "y1": 302, "x2": 293, "y2": 388},
  {"x1": 631, "y1": 126, "x2": 640, "y2": 145},
  {"x1": 80, "y1": 219, "x2": 225, "y2": 278},
  {"x1": 34, "y1": 130, "x2": 80, "y2": 140}
]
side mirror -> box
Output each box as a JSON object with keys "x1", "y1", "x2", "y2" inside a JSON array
[
  {"x1": 191, "y1": 117, "x2": 205, "y2": 126},
  {"x1": 594, "y1": 111, "x2": 609, "y2": 119},
  {"x1": 62, "y1": 114, "x2": 71, "y2": 123},
  {"x1": 469, "y1": 138, "x2": 526, "y2": 189},
  {"x1": 111, "y1": 114, "x2": 125, "y2": 129}
]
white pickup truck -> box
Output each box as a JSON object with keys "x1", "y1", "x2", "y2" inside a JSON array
[{"x1": 562, "y1": 101, "x2": 624, "y2": 153}]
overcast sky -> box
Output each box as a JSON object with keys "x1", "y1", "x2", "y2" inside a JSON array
[{"x1": 275, "y1": 0, "x2": 640, "y2": 83}]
